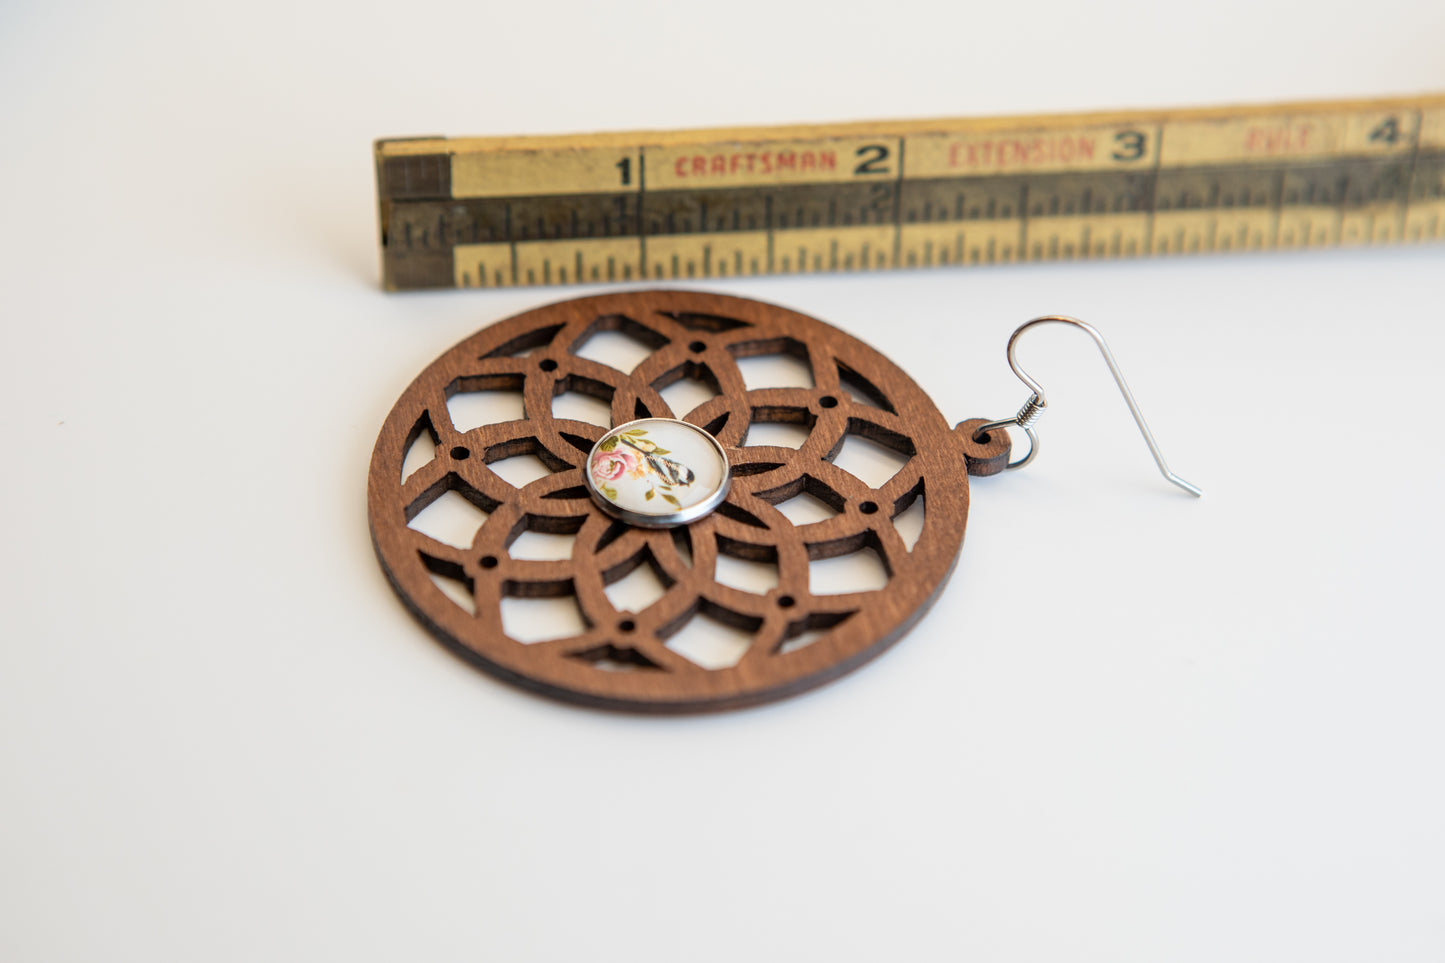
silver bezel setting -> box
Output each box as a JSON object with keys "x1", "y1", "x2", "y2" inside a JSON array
[{"x1": 584, "y1": 418, "x2": 733, "y2": 529}]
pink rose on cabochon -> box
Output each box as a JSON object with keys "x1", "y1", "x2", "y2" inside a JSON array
[{"x1": 591, "y1": 448, "x2": 637, "y2": 482}]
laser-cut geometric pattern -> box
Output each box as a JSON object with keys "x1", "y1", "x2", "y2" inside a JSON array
[{"x1": 368, "y1": 291, "x2": 975, "y2": 712}]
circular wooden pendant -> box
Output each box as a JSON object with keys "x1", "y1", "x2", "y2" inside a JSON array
[{"x1": 368, "y1": 290, "x2": 974, "y2": 712}]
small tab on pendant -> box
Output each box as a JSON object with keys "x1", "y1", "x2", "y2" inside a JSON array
[
  {"x1": 955, "y1": 418, "x2": 1013, "y2": 476},
  {"x1": 586, "y1": 418, "x2": 732, "y2": 529}
]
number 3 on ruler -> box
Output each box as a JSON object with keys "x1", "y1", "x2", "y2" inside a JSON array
[{"x1": 1112, "y1": 130, "x2": 1147, "y2": 161}]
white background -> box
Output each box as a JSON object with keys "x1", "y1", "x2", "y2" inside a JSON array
[{"x1": 3, "y1": 1, "x2": 1443, "y2": 960}]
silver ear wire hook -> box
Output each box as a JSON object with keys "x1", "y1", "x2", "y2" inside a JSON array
[{"x1": 972, "y1": 315, "x2": 1203, "y2": 497}]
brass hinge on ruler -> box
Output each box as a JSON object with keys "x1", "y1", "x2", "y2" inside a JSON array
[{"x1": 374, "y1": 94, "x2": 1445, "y2": 291}]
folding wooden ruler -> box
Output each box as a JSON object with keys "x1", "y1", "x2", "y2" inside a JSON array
[{"x1": 375, "y1": 94, "x2": 1445, "y2": 291}]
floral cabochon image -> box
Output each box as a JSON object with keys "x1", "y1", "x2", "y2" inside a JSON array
[{"x1": 587, "y1": 419, "x2": 729, "y2": 519}]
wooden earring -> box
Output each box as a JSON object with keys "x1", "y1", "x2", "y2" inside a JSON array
[{"x1": 367, "y1": 290, "x2": 1197, "y2": 713}]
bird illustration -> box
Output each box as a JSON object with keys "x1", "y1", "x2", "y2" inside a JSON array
[{"x1": 618, "y1": 435, "x2": 696, "y2": 488}]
